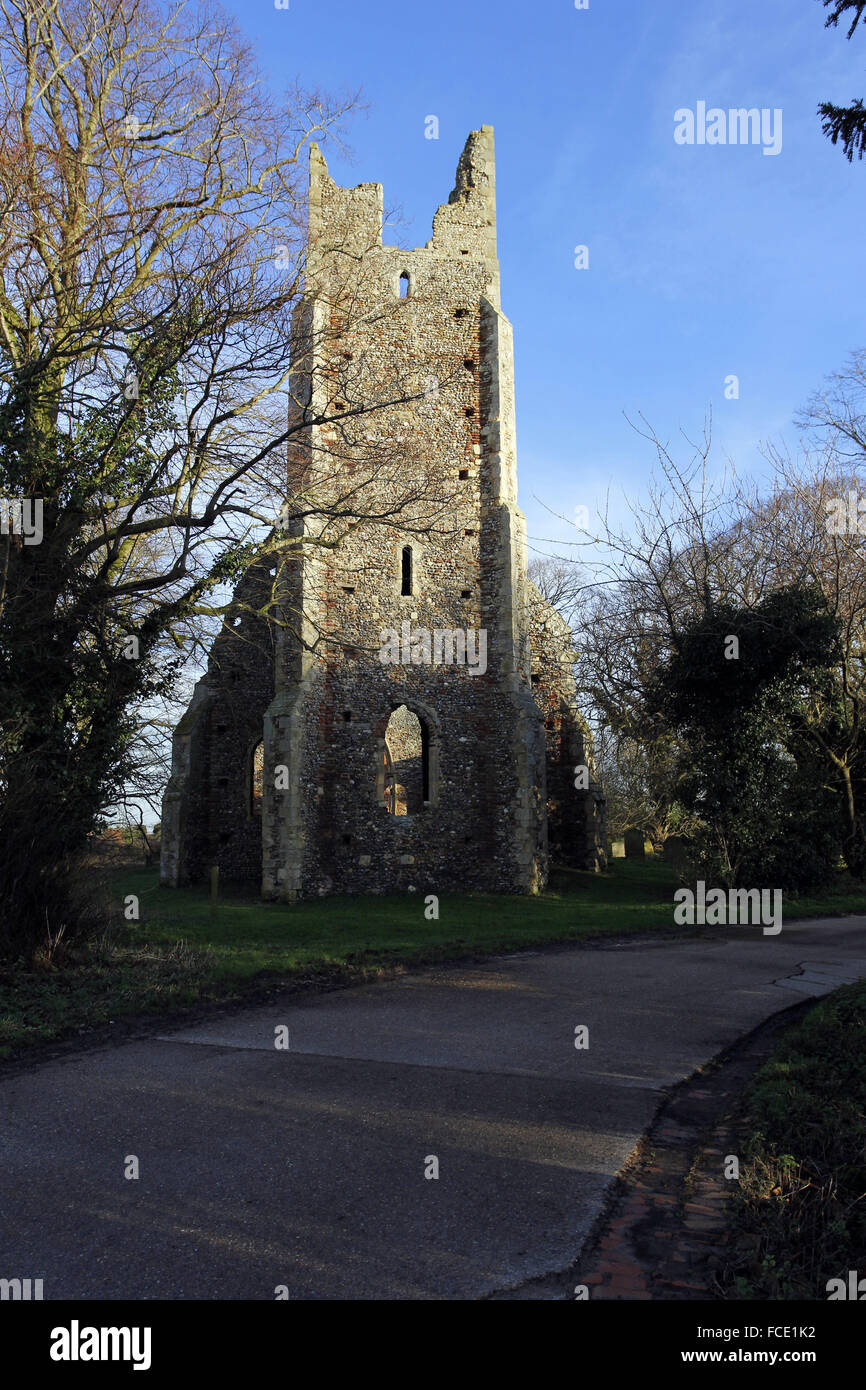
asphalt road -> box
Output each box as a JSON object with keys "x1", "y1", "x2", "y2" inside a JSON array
[{"x1": 2, "y1": 917, "x2": 865, "y2": 1300}]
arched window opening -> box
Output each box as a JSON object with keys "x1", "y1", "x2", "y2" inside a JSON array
[
  {"x1": 399, "y1": 272, "x2": 410, "y2": 299},
  {"x1": 401, "y1": 545, "x2": 413, "y2": 596},
  {"x1": 383, "y1": 706, "x2": 428, "y2": 816},
  {"x1": 251, "y1": 740, "x2": 264, "y2": 816}
]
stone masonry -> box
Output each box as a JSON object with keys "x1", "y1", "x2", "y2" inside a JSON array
[{"x1": 160, "y1": 128, "x2": 606, "y2": 900}]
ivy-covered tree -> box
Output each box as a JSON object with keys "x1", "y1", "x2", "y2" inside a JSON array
[
  {"x1": 0, "y1": 0, "x2": 453, "y2": 962},
  {"x1": 647, "y1": 588, "x2": 844, "y2": 889}
]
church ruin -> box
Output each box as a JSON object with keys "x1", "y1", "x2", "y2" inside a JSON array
[{"x1": 160, "y1": 127, "x2": 606, "y2": 901}]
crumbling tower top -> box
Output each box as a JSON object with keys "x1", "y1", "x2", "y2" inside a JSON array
[
  {"x1": 307, "y1": 126, "x2": 500, "y2": 302},
  {"x1": 433, "y1": 125, "x2": 497, "y2": 267}
]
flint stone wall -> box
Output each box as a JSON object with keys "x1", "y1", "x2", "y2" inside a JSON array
[{"x1": 161, "y1": 129, "x2": 605, "y2": 900}]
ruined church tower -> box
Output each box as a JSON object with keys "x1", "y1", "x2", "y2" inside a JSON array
[{"x1": 160, "y1": 128, "x2": 606, "y2": 901}]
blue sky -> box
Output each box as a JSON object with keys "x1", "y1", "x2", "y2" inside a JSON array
[{"x1": 230, "y1": 0, "x2": 866, "y2": 550}]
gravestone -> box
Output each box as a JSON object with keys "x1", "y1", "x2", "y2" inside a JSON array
[
  {"x1": 663, "y1": 836, "x2": 689, "y2": 872},
  {"x1": 624, "y1": 828, "x2": 646, "y2": 859}
]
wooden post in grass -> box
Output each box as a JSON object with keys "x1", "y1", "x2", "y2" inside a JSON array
[{"x1": 210, "y1": 865, "x2": 219, "y2": 920}]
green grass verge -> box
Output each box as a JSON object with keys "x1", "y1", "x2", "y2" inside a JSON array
[
  {"x1": 0, "y1": 939, "x2": 212, "y2": 1057},
  {"x1": 0, "y1": 859, "x2": 863, "y2": 1060},
  {"x1": 117, "y1": 857, "x2": 682, "y2": 981},
  {"x1": 722, "y1": 979, "x2": 866, "y2": 1300}
]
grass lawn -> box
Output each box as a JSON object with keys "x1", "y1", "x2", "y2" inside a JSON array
[
  {"x1": 113, "y1": 857, "x2": 866, "y2": 981},
  {"x1": 1, "y1": 857, "x2": 864, "y2": 1059},
  {"x1": 118, "y1": 857, "x2": 683, "y2": 981}
]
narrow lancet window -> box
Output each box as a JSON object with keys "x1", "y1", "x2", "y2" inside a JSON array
[
  {"x1": 383, "y1": 706, "x2": 426, "y2": 816},
  {"x1": 251, "y1": 740, "x2": 264, "y2": 816},
  {"x1": 401, "y1": 545, "x2": 413, "y2": 596}
]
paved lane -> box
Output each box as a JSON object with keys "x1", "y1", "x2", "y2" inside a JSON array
[{"x1": 2, "y1": 918, "x2": 864, "y2": 1299}]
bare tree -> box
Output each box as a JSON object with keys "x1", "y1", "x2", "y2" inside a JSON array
[
  {"x1": 753, "y1": 355, "x2": 866, "y2": 873},
  {"x1": 0, "y1": 0, "x2": 458, "y2": 957},
  {"x1": 526, "y1": 554, "x2": 586, "y2": 628},
  {"x1": 537, "y1": 401, "x2": 863, "y2": 872}
]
